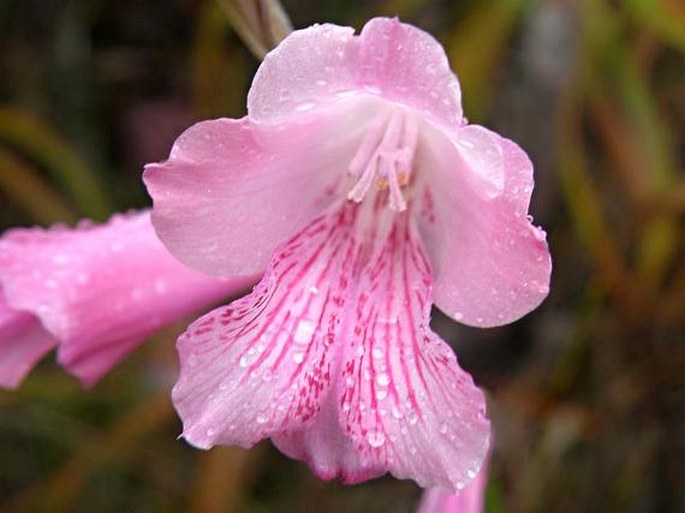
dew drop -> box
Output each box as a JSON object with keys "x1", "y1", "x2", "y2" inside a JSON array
[
  {"x1": 294, "y1": 319, "x2": 316, "y2": 344},
  {"x1": 239, "y1": 355, "x2": 249, "y2": 368},
  {"x1": 376, "y1": 373, "x2": 390, "y2": 386},
  {"x1": 345, "y1": 376, "x2": 355, "y2": 387},
  {"x1": 454, "y1": 311, "x2": 464, "y2": 321},
  {"x1": 256, "y1": 413, "x2": 269, "y2": 424},
  {"x1": 367, "y1": 432, "x2": 386, "y2": 448},
  {"x1": 376, "y1": 389, "x2": 388, "y2": 401},
  {"x1": 52, "y1": 253, "x2": 70, "y2": 265},
  {"x1": 154, "y1": 278, "x2": 169, "y2": 295},
  {"x1": 392, "y1": 406, "x2": 403, "y2": 419},
  {"x1": 342, "y1": 401, "x2": 351, "y2": 412},
  {"x1": 296, "y1": 100, "x2": 317, "y2": 112},
  {"x1": 467, "y1": 469, "x2": 477, "y2": 479},
  {"x1": 371, "y1": 347, "x2": 384, "y2": 360},
  {"x1": 292, "y1": 352, "x2": 305, "y2": 364}
]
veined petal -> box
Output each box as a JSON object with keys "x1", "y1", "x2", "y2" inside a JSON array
[
  {"x1": 144, "y1": 108, "x2": 372, "y2": 277},
  {"x1": 176, "y1": 199, "x2": 489, "y2": 489},
  {"x1": 0, "y1": 290, "x2": 57, "y2": 389},
  {"x1": 173, "y1": 204, "x2": 360, "y2": 449},
  {"x1": 277, "y1": 211, "x2": 489, "y2": 490},
  {"x1": 248, "y1": 17, "x2": 463, "y2": 128},
  {"x1": 0, "y1": 211, "x2": 252, "y2": 387},
  {"x1": 417, "y1": 126, "x2": 552, "y2": 327}
]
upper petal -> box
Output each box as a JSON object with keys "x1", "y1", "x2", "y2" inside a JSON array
[
  {"x1": 144, "y1": 107, "x2": 370, "y2": 277},
  {"x1": 416, "y1": 125, "x2": 552, "y2": 327},
  {"x1": 248, "y1": 17, "x2": 463, "y2": 128},
  {"x1": 0, "y1": 290, "x2": 57, "y2": 389},
  {"x1": 0, "y1": 211, "x2": 252, "y2": 387}
]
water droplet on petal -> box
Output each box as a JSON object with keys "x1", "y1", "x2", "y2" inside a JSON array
[
  {"x1": 372, "y1": 348, "x2": 384, "y2": 359},
  {"x1": 367, "y1": 432, "x2": 385, "y2": 447},
  {"x1": 294, "y1": 319, "x2": 316, "y2": 344},
  {"x1": 292, "y1": 352, "x2": 305, "y2": 364},
  {"x1": 376, "y1": 373, "x2": 390, "y2": 386},
  {"x1": 239, "y1": 356, "x2": 249, "y2": 368},
  {"x1": 296, "y1": 100, "x2": 316, "y2": 112},
  {"x1": 467, "y1": 469, "x2": 477, "y2": 479},
  {"x1": 256, "y1": 413, "x2": 269, "y2": 424}
]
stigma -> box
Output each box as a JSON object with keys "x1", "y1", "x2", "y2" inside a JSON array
[{"x1": 347, "y1": 108, "x2": 419, "y2": 211}]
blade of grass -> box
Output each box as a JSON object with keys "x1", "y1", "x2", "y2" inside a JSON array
[
  {"x1": 0, "y1": 106, "x2": 111, "y2": 220},
  {"x1": 444, "y1": 0, "x2": 531, "y2": 120},
  {"x1": 624, "y1": 0, "x2": 685, "y2": 53},
  {"x1": 192, "y1": 1, "x2": 250, "y2": 118},
  {"x1": 0, "y1": 147, "x2": 77, "y2": 224},
  {"x1": 214, "y1": 0, "x2": 292, "y2": 60},
  {"x1": 7, "y1": 392, "x2": 174, "y2": 513}
]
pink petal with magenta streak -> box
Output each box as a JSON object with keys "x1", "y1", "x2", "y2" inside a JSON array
[{"x1": 174, "y1": 199, "x2": 489, "y2": 490}]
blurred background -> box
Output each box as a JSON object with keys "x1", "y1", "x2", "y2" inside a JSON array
[{"x1": 0, "y1": 0, "x2": 683, "y2": 512}]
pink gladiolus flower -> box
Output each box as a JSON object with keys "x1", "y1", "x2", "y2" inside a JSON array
[
  {"x1": 0, "y1": 211, "x2": 253, "y2": 388},
  {"x1": 144, "y1": 17, "x2": 551, "y2": 490}
]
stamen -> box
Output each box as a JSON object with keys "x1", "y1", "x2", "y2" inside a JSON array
[{"x1": 347, "y1": 109, "x2": 419, "y2": 211}]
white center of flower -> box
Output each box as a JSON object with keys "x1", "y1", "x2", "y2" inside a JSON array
[{"x1": 347, "y1": 109, "x2": 419, "y2": 211}]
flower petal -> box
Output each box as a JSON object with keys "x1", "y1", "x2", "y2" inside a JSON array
[
  {"x1": 181, "y1": 198, "x2": 490, "y2": 489},
  {"x1": 0, "y1": 290, "x2": 57, "y2": 389},
  {"x1": 172, "y1": 204, "x2": 359, "y2": 449},
  {"x1": 144, "y1": 111, "x2": 367, "y2": 277},
  {"x1": 276, "y1": 211, "x2": 489, "y2": 490},
  {"x1": 0, "y1": 211, "x2": 251, "y2": 387},
  {"x1": 417, "y1": 125, "x2": 552, "y2": 327},
  {"x1": 248, "y1": 17, "x2": 463, "y2": 128},
  {"x1": 417, "y1": 471, "x2": 487, "y2": 513}
]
